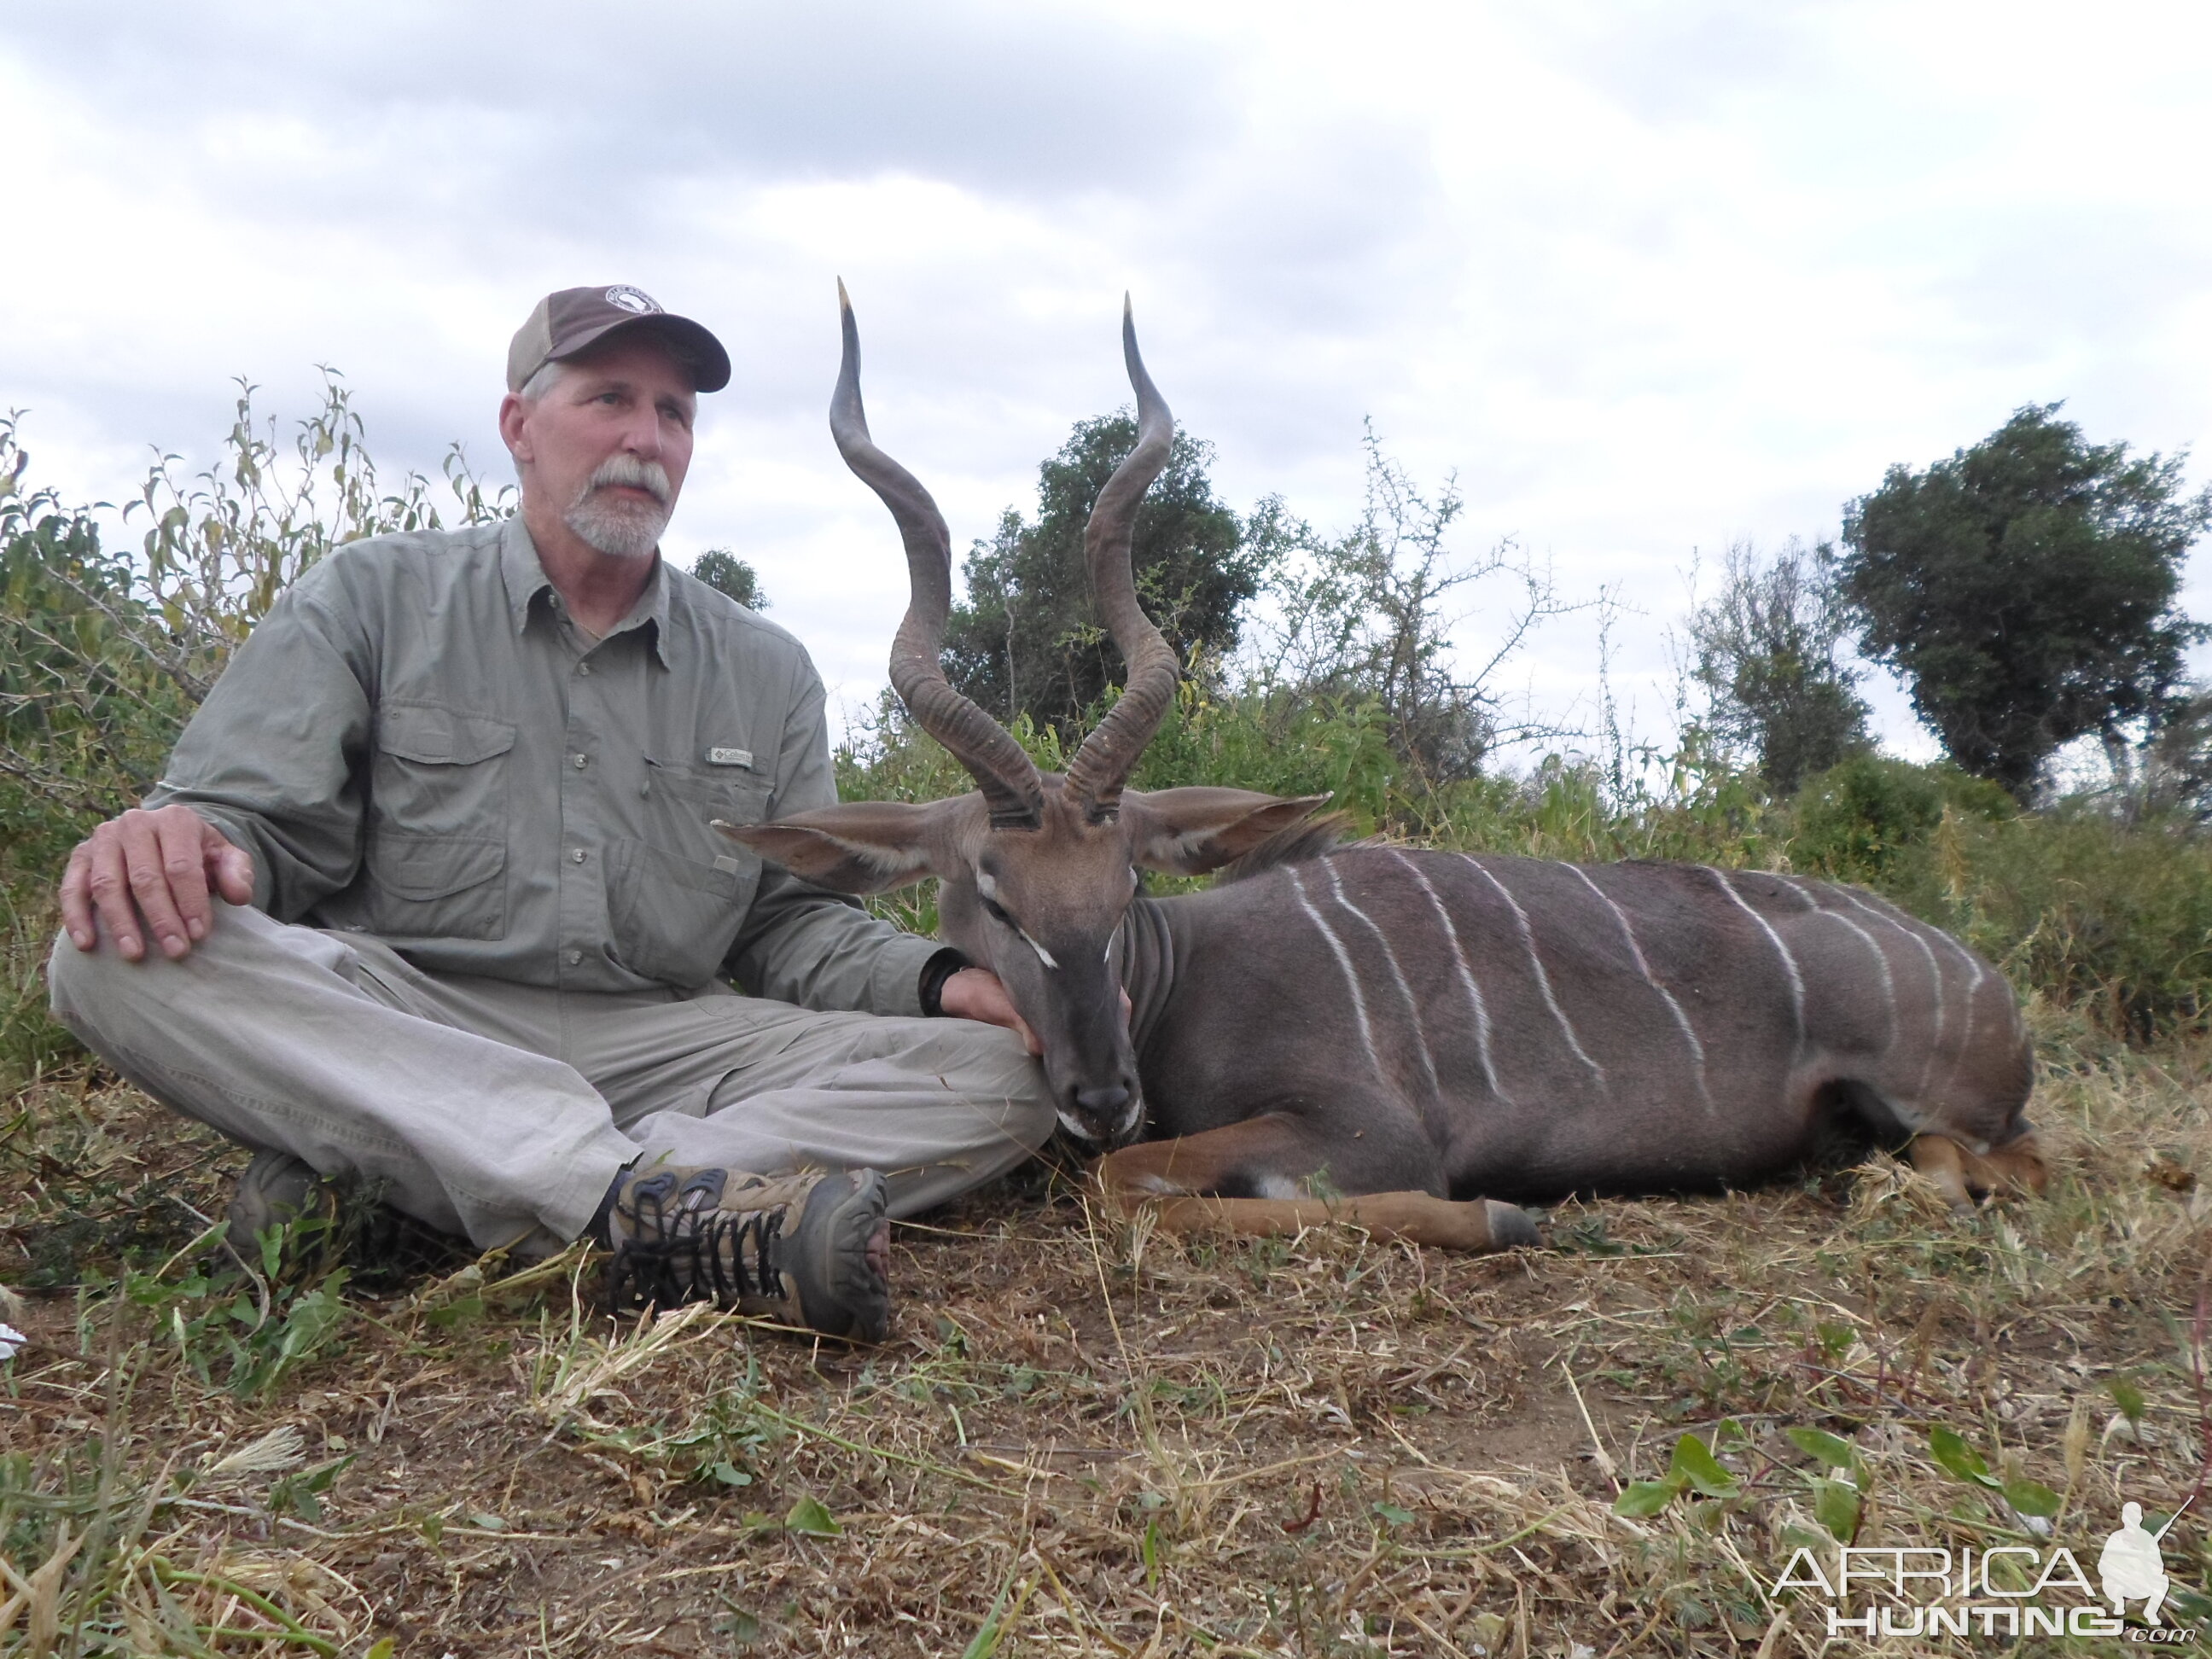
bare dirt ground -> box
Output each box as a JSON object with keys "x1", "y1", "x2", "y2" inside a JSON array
[{"x1": 3, "y1": 1005, "x2": 2209, "y2": 1656}]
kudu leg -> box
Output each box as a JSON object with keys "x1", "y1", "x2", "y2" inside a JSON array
[
  {"x1": 1092, "y1": 1120, "x2": 1540, "y2": 1254},
  {"x1": 1907, "y1": 1132, "x2": 2049, "y2": 1214}
]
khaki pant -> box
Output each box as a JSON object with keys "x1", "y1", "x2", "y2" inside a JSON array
[{"x1": 48, "y1": 902, "x2": 1055, "y2": 1254}]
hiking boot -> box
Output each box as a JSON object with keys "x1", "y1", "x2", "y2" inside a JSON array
[
  {"x1": 226, "y1": 1148, "x2": 337, "y2": 1245},
  {"x1": 600, "y1": 1166, "x2": 891, "y2": 1342}
]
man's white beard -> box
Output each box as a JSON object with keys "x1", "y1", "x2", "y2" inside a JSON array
[{"x1": 564, "y1": 455, "x2": 673, "y2": 558}]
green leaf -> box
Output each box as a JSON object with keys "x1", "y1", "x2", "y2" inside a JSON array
[
  {"x1": 2003, "y1": 1477, "x2": 2061, "y2": 1518},
  {"x1": 707, "y1": 1461, "x2": 754, "y2": 1488},
  {"x1": 784, "y1": 1495, "x2": 841, "y2": 1536},
  {"x1": 1614, "y1": 1481, "x2": 1679, "y2": 1517},
  {"x1": 1812, "y1": 1476, "x2": 1861, "y2": 1543},
  {"x1": 1786, "y1": 1427, "x2": 1859, "y2": 1470},
  {"x1": 366, "y1": 1644, "x2": 394, "y2": 1659},
  {"x1": 1371, "y1": 1501, "x2": 1417, "y2": 1528},
  {"x1": 1927, "y1": 1426, "x2": 2001, "y2": 1489},
  {"x1": 1668, "y1": 1434, "x2": 1739, "y2": 1498},
  {"x1": 2109, "y1": 1376, "x2": 2145, "y2": 1427}
]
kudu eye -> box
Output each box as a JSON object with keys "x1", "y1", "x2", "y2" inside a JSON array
[{"x1": 979, "y1": 894, "x2": 1014, "y2": 928}]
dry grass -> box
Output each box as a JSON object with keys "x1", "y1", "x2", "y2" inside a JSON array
[{"x1": 3, "y1": 1002, "x2": 2209, "y2": 1656}]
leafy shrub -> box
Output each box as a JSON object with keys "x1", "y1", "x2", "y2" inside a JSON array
[
  {"x1": 1787, "y1": 754, "x2": 2012, "y2": 895},
  {"x1": 1946, "y1": 806, "x2": 2212, "y2": 1039},
  {"x1": 14, "y1": 379, "x2": 2212, "y2": 1063},
  {"x1": 0, "y1": 385, "x2": 509, "y2": 1080}
]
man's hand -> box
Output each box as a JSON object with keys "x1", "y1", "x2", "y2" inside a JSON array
[
  {"x1": 938, "y1": 967, "x2": 1040, "y2": 1056},
  {"x1": 938, "y1": 966, "x2": 1133, "y2": 1058},
  {"x1": 60, "y1": 805, "x2": 255, "y2": 961}
]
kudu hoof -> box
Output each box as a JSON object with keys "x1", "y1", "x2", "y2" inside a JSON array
[{"x1": 1483, "y1": 1200, "x2": 1541, "y2": 1250}]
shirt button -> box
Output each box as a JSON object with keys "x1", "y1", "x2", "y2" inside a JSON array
[
  {"x1": 573, "y1": 754, "x2": 589, "y2": 769},
  {"x1": 570, "y1": 847, "x2": 588, "y2": 864},
  {"x1": 564, "y1": 948, "x2": 582, "y2": 966},
  {"x1": 576, "y1": 662, "x2": 592, "y2": 677}
]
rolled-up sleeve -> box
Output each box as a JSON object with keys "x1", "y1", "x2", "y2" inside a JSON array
[{"x1": 143, "y1": 573, "x2": 372, "y2": 924}]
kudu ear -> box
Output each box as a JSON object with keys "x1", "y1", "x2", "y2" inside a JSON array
[
  {"x1": 1125, "y1": 789, "x2": 1336, "y2": 876},
  {"x1": 713, "y1": 801, "x2": 940, "y2": 895}
]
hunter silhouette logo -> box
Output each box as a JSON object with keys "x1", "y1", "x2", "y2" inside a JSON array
[
  {"x1": 1773, "y1": 1493, "x2": 2201, "y2": 1639},
  {"x1": 2101, "y1": 1497, "x2": 2191, "y2": 1626}
]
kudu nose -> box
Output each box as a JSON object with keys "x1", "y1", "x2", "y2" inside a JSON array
[{"x1": 1074, "y1": 1085, "x2": 1131, "y2": 1121}]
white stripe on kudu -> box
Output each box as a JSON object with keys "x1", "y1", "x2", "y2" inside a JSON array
[
  {"x1": 1831, "y1": 887, "x2": 1945, "y2": 1039},
  {"x1": 1830, "y1": 884, "x2": 1951, "y2": 1097},
  {"x1": 1565, "y1": 864, "x2": 1716, "y2": 1114},
  {"x1": 1390, "y1": 851, "x2": 1511, "y2": 1103},
  {"x1": 1781, "y1": 878, "x2": 1898, "y2": 1050},
  {"x1": 1464, "y1": 858, "x2": 1605, "y2": 1082},
  {"x1": 1287, "y1": 864, "x2": 1382, "y2": 1077},
  {"x1": 1320, "y1": 858, "x2": 1441, "y2": 1097},
  {"x1": 1703, "y1": 868, "x2": 1807, "y2": 1047}
]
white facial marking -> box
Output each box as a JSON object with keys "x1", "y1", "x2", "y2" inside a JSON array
[{"x1": 974, "y1": 868, "x2": 1057, "y2": 969}]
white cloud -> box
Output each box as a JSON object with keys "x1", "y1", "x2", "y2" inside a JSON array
[{"x1": 5, "y1": 0, "x2": 2209, "y2": 769}]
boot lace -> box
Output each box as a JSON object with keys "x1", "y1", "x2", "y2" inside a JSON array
[{"x1": 608, "y1": 1173, "x2": 789, "y2": 1311}]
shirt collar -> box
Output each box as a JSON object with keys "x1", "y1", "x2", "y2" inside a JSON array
[{"x1": 499, "y1": 515, "x2": 673, "y2": 667}]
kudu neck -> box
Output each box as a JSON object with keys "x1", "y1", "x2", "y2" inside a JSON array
[{"x1": 1115, "y1": 896, "x2": 1179, "y2": 1063}]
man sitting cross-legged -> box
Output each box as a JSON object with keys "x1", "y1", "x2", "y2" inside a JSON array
[{"x1": 48, "y1": 285, "x2": 1056, "y2": 1341}]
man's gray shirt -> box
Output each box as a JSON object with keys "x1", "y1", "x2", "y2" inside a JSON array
[{"x1": 147, "y1": 517, "x2": 939, "y2": 1016}]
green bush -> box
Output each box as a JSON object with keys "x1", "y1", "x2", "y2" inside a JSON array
[
  {"x1": 1786, "y1": 754, "x2": 2013, "y2": 899},
  {"x1": 1943, "y1": 807, "x2": 2212, "y2": 1039},
  {"x1": 0, "y1": 386, "x2": 509, "y2": 1080},
  {"x1": 12, "y1": 381, "x2": 2212, "y2": 1068}
]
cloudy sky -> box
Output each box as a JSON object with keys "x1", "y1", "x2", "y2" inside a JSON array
[{"x1": 5, "y1": 0, "x2": 2209, "y2": 764}]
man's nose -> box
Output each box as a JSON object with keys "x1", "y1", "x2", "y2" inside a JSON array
[{"x1": 614, "y1": 403, "x2": 664, "y2": 457}]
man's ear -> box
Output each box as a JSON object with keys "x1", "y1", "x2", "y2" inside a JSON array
[
  {"x1": 1124, "y1": 789, "x2": 1336, "y2": 876},
  {"x1": 715, "y1": 800, "x2": 942, "y2": 895},
  {"x1": 498, "y1": 393, "x2": 533, "y2": 465}
]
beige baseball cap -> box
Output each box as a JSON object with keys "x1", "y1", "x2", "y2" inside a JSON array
[{"x1": 506, "y1": 284, "x2": 731, "y2": 394}]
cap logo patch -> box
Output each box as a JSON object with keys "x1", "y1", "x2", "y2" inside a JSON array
[{"x1": 604, "y1": 285, "x2": 661, "y2": 315}]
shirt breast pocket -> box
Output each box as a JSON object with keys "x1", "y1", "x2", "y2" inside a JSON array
[
  {"x1": 365, "y1": 703, "x2": 515, "y2": 940},
  {"x1": 607, "y1": 763, "x2": 771, "y2": 987}
]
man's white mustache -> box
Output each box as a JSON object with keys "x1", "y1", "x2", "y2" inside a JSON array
[{"x1": 586, "y1": 456, "x2": 672, "y2": 506}]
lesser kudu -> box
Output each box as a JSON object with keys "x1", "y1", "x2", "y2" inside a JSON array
[{"x1": 719, "y1": 288, "x2": 2048, "y2": 1250}]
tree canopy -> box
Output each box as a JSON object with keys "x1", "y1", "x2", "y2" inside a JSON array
[
  {"x1": 690, "y1": 549, "x2": 769, "y2": 610},
  {"x1": 942, "y1": 414, "x2": 1263, "y2": 739},
  {"x1": 1838, "y1": 404, "x2": 2210, "y2": 798},
  {"x1": 1688, "y1": 538, "x2": 1870, "y2": 795}
]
